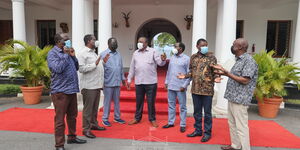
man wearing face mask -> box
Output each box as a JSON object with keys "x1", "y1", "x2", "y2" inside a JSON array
[
  {"x1": 212, "y1": 38, "x2": 258, "y2": 150},
  {"x1": 47, "y1": 33, "x2": 86, "y2": 150},
  {"x1": 77, "y1": 34, "x2": 106, "y2": 139},
  {"x1": 127, "y1": 37, "x2": 167, "y2": 128},
  {"x1": 178, "y1": 38, "x2": 221, "y2": 142},
  {"x1": 100, "y1": 37, "x2": 126, "y2": 127},
  {"x1": 163, "y1": 42, "x2": 190, "y2": 133}
]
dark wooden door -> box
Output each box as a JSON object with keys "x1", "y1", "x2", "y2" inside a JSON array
[{"x1": 0, "y1": 20, "x2": 13, "y2": 44}]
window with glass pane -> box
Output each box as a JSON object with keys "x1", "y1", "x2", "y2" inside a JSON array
[
  {"x1": 266, "y1": 21, "x2": 291, "y2": 57},
  {"x1": 236, "y1": 20, "x2": 244, "y2": 39},
  {"x1": 37, "y1": 20, "x2": 56, "y2": 48},
  {"x1": 94, "y1": 20, "x2": 98, "y2": 54},
  {"x1": 94, "y1": 20, "x2": 98, "y2": 39}
]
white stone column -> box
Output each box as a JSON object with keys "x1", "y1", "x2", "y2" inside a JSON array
[
  {"x1": 192, "y1": 0, "x2": 207, "y2": 54},
  {"x1": 221, "y1": 0, "x2": 237, "y2": 64},
  {"x1": 12, "y1": 0, "x2": 26, "y2": 42},
  {"x1": 215, "y1": 0, "x2": 224, "y2": 62},
  {"x1": 98, "y1": 0, "x2": 112, "y2": 54},
  {"x1": 72, "y1": 0, "x2": 85, "y2": 52},
  {"x1": 293, "y1": 0, "x2": 300, "y2": 68},
  {"x1": 186, "y1": 0, "x2": 208, "y2": 116},
  {"x1": 213, "y1": 0, "x2": 237, "y2": 117},
  {"x1": 84, "y1": 0, "x2": 94, "y2": 35},
  {"x1": 72, "y1": 0, "x2": 85, "y2": 111}
]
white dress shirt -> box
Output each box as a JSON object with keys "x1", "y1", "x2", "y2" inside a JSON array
[{"x1": 77, "y1": 46, "x2": 104, "y2": 90}]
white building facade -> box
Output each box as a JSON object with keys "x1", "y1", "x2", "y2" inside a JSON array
[{"x1": 1, "y1": 0, "x2": 300, "y2": 115}]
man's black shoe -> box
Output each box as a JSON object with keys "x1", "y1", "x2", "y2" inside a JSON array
[
  {"x1": 187, "y1": 131, "x2": 202, "y2": 137},
  {"x1": 83, "y1": 131, "x2": 96, "y2": 138},
  {"x1": 180, "y1": 127, "x2": 186, "y2": 133},
  {"x1": 162, "y1": 124, "x2": 174, "y2": 128},
  {"x1": 67, "y1": 138, "x2": 87, "y2": 144},
  {"x1": 91, "y1": 125, "x2": 106, "y2": 131},
  {"x1": 201, "y1": 135, "x2": 211, "y2": 142}
]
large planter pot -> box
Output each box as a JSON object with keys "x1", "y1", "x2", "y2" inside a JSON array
[
  {"x1": 258, "y1": 96, "x2": 283, "y2": 118},
  {"x1": 20, "y1": 85, "x2": 43, "y2": 105}
]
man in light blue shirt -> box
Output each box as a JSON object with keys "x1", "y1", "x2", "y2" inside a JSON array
[
  {"x1": 100, "y1": 38, "x2": 126, "y2": 126},
  {"x1": 163, "y1": 42, "x2": 190, "y2": 133}
]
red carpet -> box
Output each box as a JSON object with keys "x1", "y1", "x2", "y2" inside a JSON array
[
  {"x1": 1, "y1": 107, "x2": 300, "y2": 149},
  {"x1": 1, "y1": 68, "x2": 300, "y2": 148}
]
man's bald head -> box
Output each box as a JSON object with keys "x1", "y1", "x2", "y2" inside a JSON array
[{"x1": 234, "y1": 38, "x2": 248, "y2": 52}]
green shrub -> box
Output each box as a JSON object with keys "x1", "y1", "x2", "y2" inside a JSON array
[
  {"x1": 0, "y1": 84, "x2": 21, "y2": 95},
  {"x1": 284, "y1": 99, "x2": 300, "y2": 105},
  {"x1": 253, "y1": 50, "x2": 300, "y2": 100},
  {"x1": 0, "y1": 40, "x2": 52, "y2": 87}
]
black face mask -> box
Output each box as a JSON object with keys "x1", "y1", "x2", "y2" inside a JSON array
[
  {"x1": 231, "y1": 45, "x2": 236, "y2": 55},
  {"x1": 111, "y1": 43, "x2": 118, "y2": 51}
]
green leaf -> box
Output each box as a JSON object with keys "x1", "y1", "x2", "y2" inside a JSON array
[
  {"x1": 0, "y1": 40, "x2": 53, "y2": 87},
  {"x1": 253, "y1": 50, "x2": 300, "y2": 98},
  {"x1": 155, "y1": 32, "x2": 176, "y2": 47}
]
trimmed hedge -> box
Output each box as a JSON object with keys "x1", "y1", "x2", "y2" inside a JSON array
[
  {"x1": 285, "y1": 99, "x2": 300, "y2": 105},
  {"x1": 0, "y1": 84, "x2": 21, "y2": 95}
]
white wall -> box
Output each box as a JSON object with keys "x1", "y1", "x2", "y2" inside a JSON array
[
  {"x1": 238, "y1": 1, "x2": 298, "y2": 54},
  {"x1": 108, "y1": 0, "x2": 299, "y2": 67},
  {"x1": 109, "y1": 4, "x2": 194, "y2": 67},
  {"x1": 0, "y1": 8, "x2": 12, "y2": 19},
  {"x1": 0, "y1": 5, "x2": 72, "y2": 45},
  {"x1": 25, "y1": 5, "x2": 72, "y2": 45},
  {"x1": 0, "y1": 0, "x2": 298, "y2": 67}
]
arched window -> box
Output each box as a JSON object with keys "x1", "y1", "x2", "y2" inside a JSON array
[{"x1": 152, "y1": 32, "x2": 176, "y2": 59}]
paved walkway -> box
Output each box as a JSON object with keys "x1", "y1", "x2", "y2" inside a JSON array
[{"x1": 0, "y1": 96, "x2": 299, "y2": 150}]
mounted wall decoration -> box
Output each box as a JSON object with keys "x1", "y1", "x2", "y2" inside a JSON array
[
  {"x1": 60, "y1": 22, "x2": 69, "y2": 33},
  {"x1": 121, "y1": 11, "x2": 131, "y2": 28},
  {"x1": 184, "y1": 15, "x2": 193, "y2": 30},
  {"x1": 128, "y1": 44, "x2": 133, "y2": 50},
  {"x1": 113, "y1": 22, "x2": 119, "y2": 28}
]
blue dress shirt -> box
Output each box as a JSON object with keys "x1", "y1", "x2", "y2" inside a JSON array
[
  {"x1": 100, "y1": 49, "x2": 125, "y2": 87},
  {"x1": 165, "y1": 53, "x2": 190, "y2": 91},
  {"x1": 47, "y1": 46, "x2": 79, "y2": 94}
]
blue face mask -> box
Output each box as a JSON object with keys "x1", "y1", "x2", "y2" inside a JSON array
[
  {"x1": 200, "y1": 46, "x2": 208, "y2": 55},
  {"x1": 65, "y1": 40, "x2": 72, "y2": 48}
]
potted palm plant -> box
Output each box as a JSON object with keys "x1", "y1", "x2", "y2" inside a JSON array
[
  {"x1": 253, "y1": 50, "x2": 300, "y2": 118},
  {"x1": 0, "y1": 40, "x2": 52, "y2": 104}
]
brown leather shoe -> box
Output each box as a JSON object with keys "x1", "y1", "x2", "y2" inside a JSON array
[
  {"x1": 150, "y1": 121, "x2": 159, "y2": 128},
  {"x1": 220, "y1": 145, "x2": 241, "y2": 150},
  {"x1": 128, "y1": 119, "x2": 140, "y2": 125},
  {"x1": 83, "y1": 131, "x2": 96, "y2": 138}
]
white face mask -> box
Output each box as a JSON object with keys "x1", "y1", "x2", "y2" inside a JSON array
[
  {"x1": 137, "y1": 42, "x2": 144, "y2": 49},
  {"x1": 172, "y1": 48, "x2": 178, "y2": 55},
  {"x1": 95, "y1": 40, "x2": 100, "y2": 48}
]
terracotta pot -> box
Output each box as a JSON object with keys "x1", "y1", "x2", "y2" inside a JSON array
[
  {"x1": 258, "y1": 96, "x2": 283, "y2": 118},
  {"x1": 20, "y1": 85, "x2": 44, "y2": 105}
]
